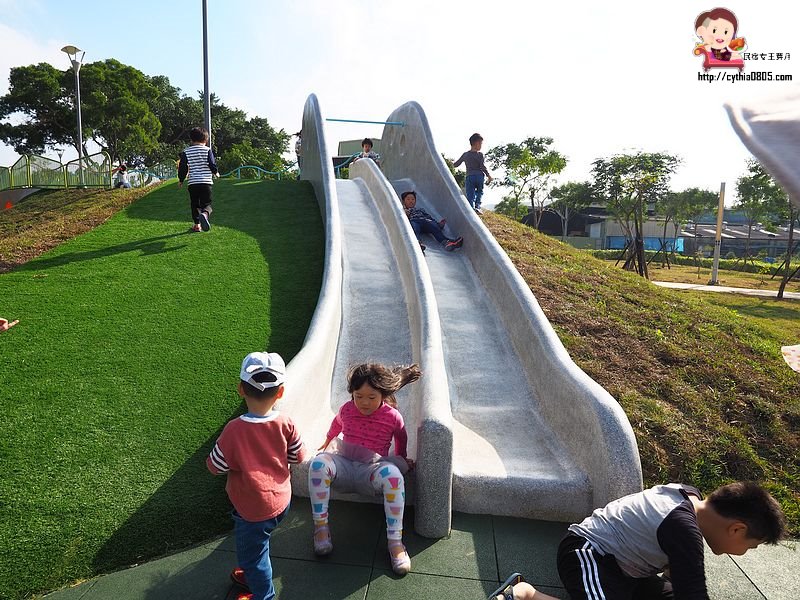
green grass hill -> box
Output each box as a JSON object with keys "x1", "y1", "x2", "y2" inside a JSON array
[
  {"x1": 0, "y1": 180, "x2": 323, "y2": 599},
  {"x1": 483, "y1": 211, "x2": 800, "y2": 533}
]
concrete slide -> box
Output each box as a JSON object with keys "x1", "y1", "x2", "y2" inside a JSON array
[
  {"x1": 281, "y1": 95, "x2": 452, "y2": 538},
  {"x1": 280, "y1": 94, "x2": 641, "y2": 538}
]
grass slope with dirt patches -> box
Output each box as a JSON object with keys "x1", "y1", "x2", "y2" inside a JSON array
[
  {"x1": 482, "y1": 212, "x2": 800, "y2": 532},
  {"x1": 0, "y1": 180, "x2": 323, "y2": 599},
  {"x1": 0, "y1": 185, "x2": 158, "y2": 273}
]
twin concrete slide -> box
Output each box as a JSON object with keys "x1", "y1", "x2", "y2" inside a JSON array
[{"x1": 279, "y1": 94, "x2": 642, "y2": 539}]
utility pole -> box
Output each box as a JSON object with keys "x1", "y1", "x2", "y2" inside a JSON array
[{"x1": 709, "y1": 182, "x2": 726, "y2": 285}]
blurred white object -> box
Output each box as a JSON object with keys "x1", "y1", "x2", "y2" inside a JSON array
[
  {"x1": 725, "y1": 87, "x2": 800, "y2": 211},
  {"x1": 781, "y1": 345, "x2": 800, "y2": 373}
]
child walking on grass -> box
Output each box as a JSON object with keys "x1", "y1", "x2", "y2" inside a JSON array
[
  {"x1": 207, "y1": 352, "x2": 307, "y2": 600},
  {"x1": 489, "y1": 481, "x2": 787, "y2": 600},
  {"x1": 178, "y1": 127, "x2": 219, "y2": 232},
  {"x1": 308, "y1": 363, "x2": 420, "y2": 575}
]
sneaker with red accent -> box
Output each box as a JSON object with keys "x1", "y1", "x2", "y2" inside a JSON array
[
  {"x1": 190, "y1": 223, "x2": 202, "y2": 232},
  {"x1": 444, "y1": 237, "x2": 464, "y2": 251},
  {"x1": 230, "y1": 567, "x2": 249, "y2": 589}
]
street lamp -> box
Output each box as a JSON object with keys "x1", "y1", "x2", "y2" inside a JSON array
[{"x1": 61, "y1": 45, "x2": 85, "y2": 187}]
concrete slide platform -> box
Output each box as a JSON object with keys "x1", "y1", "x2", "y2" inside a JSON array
[{"x1": 279, "y1": 94, "x2": 641, "y2": 537}]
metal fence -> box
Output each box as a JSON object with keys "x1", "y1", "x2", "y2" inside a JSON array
[
  {"x1": 29, "y1": 154, "x2": 66, "y2": 188},
  {"x1": 65, "y1": 152, "x2": 112, "y2": 188},
  {"x1": 0, "y1": 152, "x2": 113, "y2": 190}
]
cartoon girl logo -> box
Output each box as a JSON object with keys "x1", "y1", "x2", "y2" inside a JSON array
[{"x1": 694, "y1": 7, "x2": 746, "y2": 72}]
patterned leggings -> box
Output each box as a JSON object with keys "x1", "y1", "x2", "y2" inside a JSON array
[{"x1": 308, "y1": 453, "x2": 405, "y2": 540}]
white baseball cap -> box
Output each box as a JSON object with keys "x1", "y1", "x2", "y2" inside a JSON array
[{"x1": 240, "y1": 352, "x2": 286, "y2": 390}]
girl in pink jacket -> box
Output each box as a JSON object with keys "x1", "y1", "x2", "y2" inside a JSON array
[{"x1": 308, "y1": 362, "x2": 420, "y2": 575}]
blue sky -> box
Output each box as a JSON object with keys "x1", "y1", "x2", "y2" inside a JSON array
[{"x1": 2, "y1": 0, "x2": 799, "y2": 206}]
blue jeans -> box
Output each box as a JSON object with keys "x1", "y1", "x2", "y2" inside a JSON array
[
  {"x1": 410, "y1": 219, "x2": 447, "y2": 244},
  {"x1": 233, "y1": 504, "x2": 289, "y2": 600},
  {"x1": 465, "y1": 172, "x2": 485, "y2": 208}
]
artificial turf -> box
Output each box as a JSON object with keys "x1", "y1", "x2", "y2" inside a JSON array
[{"x1": 0, "y1": 179, "x2": 323, "y2": 599}]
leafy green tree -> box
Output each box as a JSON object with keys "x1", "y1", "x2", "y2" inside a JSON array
[
  {"x1": 660, "y1": 187, "x2": 718, "y2": 261},
  {"x1": 735, "y1": 160, "x2": 787, "y2": 264},
  {"x1": 145, "y1": 75, "x2": 203, "y2": 164},
  {"x1": 592, "y1": 152, "x2": 680, "y2": 277},
  {"x1": 217, "y1": 141, "x2": 287, "y2": 177},
  {"x1": 493, "y1": 194, "x2": 527, "y2": 219},
  {"x1": 442, "y1": 154, "x2": 465, "y2": 188},
  {"x1": 80, "y1": 59, "x2": 161, "y2": 164},
  {"x1": 1, "y1": 61, "x2": 288, "y2": 170},
  {"x1": 0, "y1": 60, "x2": 161, "y2": 164},
  {"x1": 486, "y1": 137, "x2": 567, "y2": 225},
  {"x1": 547, "y1": 181, "x2": 593, "y2": 241},
  {"x1": 0, "y1": 62, "x2": 77, "y2": 155}
]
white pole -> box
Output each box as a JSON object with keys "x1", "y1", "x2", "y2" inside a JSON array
[
  {"x1": 709, "y1": 182, "x2": 725, "y2": 285},
  {"x1": 74, "y1": 62, "x2": 85, "y2": 187},
  {"x1": 202, "y1": 0, "x2": 211, "y2": 142}
]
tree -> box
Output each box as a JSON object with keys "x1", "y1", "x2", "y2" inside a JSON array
[
  {"x1": 0, "y1": 60, "x2": 161, "y2": 164},
  {"x1": 80, "y1": 59, "x2": 161, "y2": 164},
  {"x1": 592, "y1": 152, "x2": 681, "y2": 278},
  {"x1": 145, "y1": 75, "x2": 203, "y2": 164},
  {"x1": 661, "y1": 187, "x2": 718, "y2": 262},
  {"x1": 217, "y1": 141, "x2": 287, "y2": 176},
  {"x1": 493, "y1": 194, "x2": 527, "y2": 219},
  {"x1": 735, "y1": 160, "x2": 786, "y2": 264},
  {"x1": 547, "y1": 181, "x2": 593, "y2": 241},
  {"x1": 0, "y1": 63, "x2": 77, "y2": 155},
  {"x1": 486, "y1": 137, "x2": 567, "y2": 225},
  {"x1": 442, "y1": 154, "x2": 465, "y2": 188}
]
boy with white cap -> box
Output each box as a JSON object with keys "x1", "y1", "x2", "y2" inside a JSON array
[{"x1": 207, "y1": 352, "x2": 307, "y2": 600}]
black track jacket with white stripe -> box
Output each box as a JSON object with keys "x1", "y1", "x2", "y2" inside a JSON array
[{"x1": 569, "y1": 484, "x2": 708, "y2": 599}]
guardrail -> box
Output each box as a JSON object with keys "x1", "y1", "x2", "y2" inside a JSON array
[
  {"x1": 0, "y1": 152, "x2": 113, "y2": 190},
  {"x1": 333, "y1": 153, "x2": 360, "y2": 178},
  {"x1": 220, "y1": 163, "x2": 297, "y2": 180},
  {"x1": 0, "y1": 154, "x2": 181, "y2": 192}
]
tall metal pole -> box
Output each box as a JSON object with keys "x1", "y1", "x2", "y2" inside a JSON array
[
  {"x1": 202, "y1": 0, "x2": 211, "y2": 142},
  {"x1": 73, "y1": 64, "x2": 85, "y2": 187},
  {"x1": 709, "y1": 182, "x2": 726, "y2": 285}
]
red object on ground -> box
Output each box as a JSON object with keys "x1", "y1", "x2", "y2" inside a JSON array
[{"x1": 3, "y1": 201, "x2": 12, "y2": 210}]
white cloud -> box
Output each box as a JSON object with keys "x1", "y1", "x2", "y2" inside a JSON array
[{"x1": 0, "y1": 21, "x2": 66, "y2": 165}]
